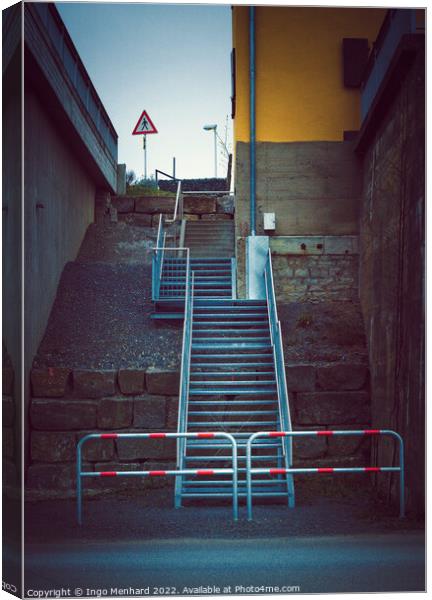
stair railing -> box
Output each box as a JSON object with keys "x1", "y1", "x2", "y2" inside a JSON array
[
  {"x1": 264, "y1": 248, "x2": 295, "y2": 506},
  {"x1": 174, "y1": 255, "x2": 195, "y2": 507},
  {"x1": 166, "y1": 180, "x2": 183, "y2": 223},
  {"x1": 152, "y1": 214, "x2": 167, "y2": 301}
]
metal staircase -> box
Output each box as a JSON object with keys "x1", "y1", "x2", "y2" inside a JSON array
[
  {"x1": 152, "y1": 215, "x2": 236, "y2": 318},
  {"x1": 177, "y1": 296, "x2": 294, "y2": 504},
  {"x1": 152, "y1": 210, "x2": 294, "y2": 509}
]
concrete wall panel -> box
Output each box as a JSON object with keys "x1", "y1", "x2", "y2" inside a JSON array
[
  {"x1": 24, "y1": 88, "x2": 95, "y2": 402},
  {"x1": 235, "y1": 140, "x2": 361, "y2": 237},
  {"x1": 358, "y1": 46, "x2": 424, "y2": 515}
]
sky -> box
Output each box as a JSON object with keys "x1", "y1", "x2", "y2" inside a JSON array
[{"x1": 57, "y1": 2, "x2": 233, "y2": 181}]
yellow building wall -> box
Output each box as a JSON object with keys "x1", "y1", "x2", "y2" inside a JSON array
[{"x1": 233, "y1": 7, "x2": 387, "y2": 142}]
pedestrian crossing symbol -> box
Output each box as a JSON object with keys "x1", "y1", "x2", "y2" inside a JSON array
[{"x1": 132, "y1": 110, "x2": 158, "y2": 135}]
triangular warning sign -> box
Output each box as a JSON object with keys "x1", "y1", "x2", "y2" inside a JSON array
[{"x1": 132, "y1": 110, "x2": 158, "y2": 135}]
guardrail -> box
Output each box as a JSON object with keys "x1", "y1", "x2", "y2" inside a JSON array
[
  {"x1": 263, "y1": 249, "x2": 295, "y2": 508},
  {"x1": 77, "y1": 431, "x2": 238, "y2": 524},
  {"x1": 175, "y1": 266, "x2": 195, "y2": 507},
  {"x1": 246, "y1": 429, "x2": 405, "y2": 520}
]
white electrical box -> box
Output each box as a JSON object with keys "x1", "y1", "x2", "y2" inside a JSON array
[{"x1": 263, "y1": 212, "x2": 276, "y2": 231}]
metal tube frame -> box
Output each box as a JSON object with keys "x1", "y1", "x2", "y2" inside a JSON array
[
  {"x1": 152, "y1": 246, "x2": 190, "y2": 302},
  {"x1": 77, "y1": 431, "x2": 238, "y2": 525},
  {"x1": 246, "y1": 429, "x2": 405, "y2": 521}
]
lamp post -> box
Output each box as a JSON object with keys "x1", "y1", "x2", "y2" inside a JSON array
[{"x1": 203, "y1": 124, "x2": 218, "y2": 178}]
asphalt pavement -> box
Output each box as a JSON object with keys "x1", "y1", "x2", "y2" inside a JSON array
[{"x1": 21, "y1": 492, "x2": 425, "y2": 596}]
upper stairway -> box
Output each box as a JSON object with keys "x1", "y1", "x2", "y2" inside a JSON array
[
  {"x1": 184, "y1": 220, "x2": 235, "y2": 258},
  {"x1": 152, "y1": 216, "x2": 236, "y2": 318}
]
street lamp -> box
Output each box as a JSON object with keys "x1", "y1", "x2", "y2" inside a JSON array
[{"x1": 203, "y1": 124, "x2": 218, "y2": 177}]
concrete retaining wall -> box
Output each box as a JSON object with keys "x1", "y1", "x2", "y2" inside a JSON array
[
  {"x1": 235, "y1": 140, "x2": 361, "y2": 237},
  {"x1": 24, "y1": 87, "x2": 96, "y2": 391},
  {"x1": 358, "y1": 43, "x2": 425, "y2": 515},
  {"x1": 3, "y1": 355, "x2": 18, "y2": 496}
]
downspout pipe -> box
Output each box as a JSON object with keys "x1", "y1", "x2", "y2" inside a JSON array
[{"x1": 249, "y1": 6, "x2": 256, "y2": 236}]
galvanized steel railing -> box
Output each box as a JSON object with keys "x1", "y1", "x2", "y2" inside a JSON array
[
  {"x1": 263, "y1": 249, "x2": 295, "y2": 507},
  {"x1": 166, "y1": 180, "x2": 183, "y2": 223},
  {"x1": 246, "y1": 429, "x2": 405, "y2": 520},
  {"x1": 174, "y1": 263, "x2": 195, "y2": 508},
  {"x1": 77, "y1": 431, "x2": 238, "y2": 523},
  {"x1": 152, "y1": 214, "x2": 166, "y2": 300}
]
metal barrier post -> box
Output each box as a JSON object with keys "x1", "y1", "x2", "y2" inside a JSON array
[
  {"x1": 246, "y1": 430, "x2": 405, "y2": 521},
  {"x1": 77, "y1": 439, "x2": 83, "y2": 526}
]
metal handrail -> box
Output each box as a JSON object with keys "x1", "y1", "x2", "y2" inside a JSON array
[
  {"x1": 166, "y1": 180, "x2": 183, "y2": 223},
  {"x1": 246, "y1": 429, "x2": 405, "y2": 520},
  {"x1": 155, "y1": 169, "x2": 179, "y2": 184},
  {"x1": 152, "y1": 214, "x2": 165, "y2": 301},
  {"x1": 174, "y1": 257, "x2": 194, "y2": 508},
  {"x1": 264, "y1": 250, "x2": 293, "y2": 456},
  {"x1": 263, "y1": 249, "x2": 295, "y2": 508}
]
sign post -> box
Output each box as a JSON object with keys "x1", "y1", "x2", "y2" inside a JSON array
[{"x1": 132, "y1": 110, "x2": 158, "y2": 181}]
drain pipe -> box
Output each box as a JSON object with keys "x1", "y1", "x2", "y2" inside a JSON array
[{"x1": 249, "y1": 6, "x2": 256, "y2": 236}]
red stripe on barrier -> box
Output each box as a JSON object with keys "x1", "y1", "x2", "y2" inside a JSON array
[
  {"x1": 270, "y1": 468, "x2": 286, "y2": 475},
  {"x1": 364, "y1": 467, "x2": 381, "y2": 472},
  {"x1": 269, "y1": 432, "x2": 285, "y2": 438},
  {"x1": 149, "y1": 433, "x2": 166, "y2": 438},
  {"x1": 317, "y1": 431, "x2": 334, "y2": 436},
  {"x1": 149, "y1": 470, "x2": 167, "y2": 476},
  {"x1": 197, "y1": 433, "x2": 215, "y2": 438},
  {"x1": 318, "y1": 468, "x2": 334, "y2": 473},
  {"x1": 100, "y1": 471, "x2": 117, "y2": 477},
  {"x1": 196, "y1": 470, "x2": 215, "y2": 476},
  {"x1": 364, "y1": 429, "x2": 381, "y2": 435},
  {"x1": 100, "y1": 434, "x2": 118, "y2": 439}
]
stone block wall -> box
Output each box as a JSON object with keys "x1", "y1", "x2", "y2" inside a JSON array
[
  {"x1": 272, "y1": 254, "x2": 358, "y2": 303},
  {"x1": 288, "y1": 362, "x2": 371, "y2": 466},
  {"x1": 27, "y1": 367, "x2": 180, "y2": 499},
  {"x1": 110, "y1": 194, "x2": 234, "y2": 227},
  {"x1": 28, "y1": 361, "x2": 370, "y2": 498},
  {"x1": 236, "y1": 235, "x2": 359, "y2": 301}
]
